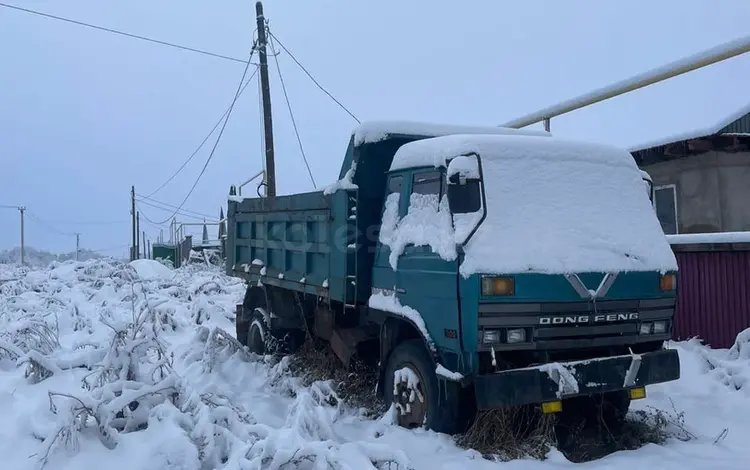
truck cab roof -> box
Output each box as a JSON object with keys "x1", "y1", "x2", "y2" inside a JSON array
[
  {"x1": 351, "y1": 120, "x2": 550, "y2": 147},
  {"x1": 336, "y1": 121, "x2": 549, "y2": 183}
]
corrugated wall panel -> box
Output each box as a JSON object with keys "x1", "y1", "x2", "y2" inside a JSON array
[{"x1": 672, "y1": 249, "x2": 750, "y2": 349}]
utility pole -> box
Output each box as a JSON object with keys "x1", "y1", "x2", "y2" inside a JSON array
[
  {"x1": 131, "y1": 186, "x2": 136, "y2": 261},
  {"x1": 142, "y1": 230, "x2": 146, "y2": 259},
  {"x1": 19, "y1": 206, "x2": 25, "y2": 265},
  {"x1": 75, "y1": 233, "x2": 80, "y2": 261},
  {"x1": 256, "y1": 1, "x2": 276, "y2": 198},
  {"x1": 136, "y1": 211, "x2": 140, "y2": 260}
]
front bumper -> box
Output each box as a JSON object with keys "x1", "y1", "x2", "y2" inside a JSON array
[{"x1": 473, "y1": 348, "x2": 680, "y2": 410}]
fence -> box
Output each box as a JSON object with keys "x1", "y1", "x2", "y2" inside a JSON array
[{"x1": 668, "y1": 232, "x2": 750, "y2": 349}]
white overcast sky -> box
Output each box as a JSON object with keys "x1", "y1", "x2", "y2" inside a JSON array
[{"x1": 1, "y1": 0, "x2": 749, "y2": 256}]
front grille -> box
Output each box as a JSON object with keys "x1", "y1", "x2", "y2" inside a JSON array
[{"x1": 477, "y1": 298, "x2": 675, "y2": 351}]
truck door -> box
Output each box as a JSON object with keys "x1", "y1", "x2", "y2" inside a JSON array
[
  {"x1": 371, "y1": 173, "x2": 405, "y2": 294},
  {"x1": 396, "y1": 169, "x2": 461, "y2": 353}
]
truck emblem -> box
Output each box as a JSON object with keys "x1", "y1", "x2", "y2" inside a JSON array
[
  {"x1": 539, "y1": 312, "x2": 639, "y2": 325},
  {"x1": 564, "y1": 272, "x2": 618, "y2": 300}
]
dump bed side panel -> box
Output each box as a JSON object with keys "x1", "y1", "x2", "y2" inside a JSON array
[{"x1": 226, "y1": 190, "x2": 349, "y2": 303}]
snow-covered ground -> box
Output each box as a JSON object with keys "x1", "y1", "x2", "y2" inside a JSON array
[{"x1": 0, "y1": 259, "x2": 747, "y2": 470}]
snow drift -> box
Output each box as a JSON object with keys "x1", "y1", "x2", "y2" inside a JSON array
[{"x1": 0, "y1": 259, "x2": 748, "y2": 470}]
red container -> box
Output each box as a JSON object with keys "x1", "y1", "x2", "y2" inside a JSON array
[{"x1": 671, "y1": 245, "x2": 750, "y2": 349}]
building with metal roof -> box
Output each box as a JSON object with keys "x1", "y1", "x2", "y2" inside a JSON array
[{"x1": 631, "y1": 105, "x2": 750, "y2": 235}]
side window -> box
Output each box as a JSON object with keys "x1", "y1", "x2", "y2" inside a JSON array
[
  {"x1": 387, "y1": 174, "x2": 404, "y2": 195},
  {"x1": 411, "y1": 170, "x2": 443, "y2": 196},
  {"x1": 654, "y1": 184, "x2": 678, "y2": 234}
]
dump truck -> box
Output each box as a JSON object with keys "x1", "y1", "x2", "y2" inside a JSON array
[{"x1": 226, "y1": 121, "x2": 681, "y2": 433}]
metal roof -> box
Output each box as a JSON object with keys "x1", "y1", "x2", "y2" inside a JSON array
[{"x1": 629, "y1": 103, "x2": 750, "y2": 152}]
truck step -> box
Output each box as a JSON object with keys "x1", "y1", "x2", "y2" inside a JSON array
[{"x1": 330, "y1": 327, "x2": 377, "y2": 368}]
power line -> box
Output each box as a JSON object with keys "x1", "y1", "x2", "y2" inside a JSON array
[
  {"x1": 136, "y1": 193, "x2": 218, "y2": 220},
  {"x1": 24, "y1": 210, "x2": 77, "y2": 237},
  {"x1": 135, "y1": 198, "x2": 217, "y2": 222},
  {"x1": 266, "y1": 29, "x2": 360, "y2": 124},
  {"x1": 34, "y1": 219, "x2": 128, "y2": 226},
  {"x1": 135, "y1": 203, "x2": 171, "y2": 228},
  {"x1": 0, "y1": 2, "x2": 245, "y2": 64},
  {"x1": 268, "y1": 31, "x2": 316, "y2": 189},
  {"x1": 149, "y1": 43, "x2": 258, "y2": 225},
  {"x1": 144, "y1": 66, "x2": 260, "y2": 198},
  {"x1": 87, "y1": 243, "x2": 130, "y2": 253}
]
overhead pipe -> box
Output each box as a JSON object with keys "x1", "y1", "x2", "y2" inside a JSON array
[{"x1": 501, "y1": 35, "x2": 750, "y2": 130}]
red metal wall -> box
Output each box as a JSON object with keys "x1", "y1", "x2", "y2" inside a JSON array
[{"x1": 672, "y1": 248, "x2": 750, "y2": 349}]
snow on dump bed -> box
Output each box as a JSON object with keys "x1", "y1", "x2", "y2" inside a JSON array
[
  {"x1": 391, "y1": 134, "x2": 678, "y2": 275},
  {"x1": 352, "y1": 120, "x2": 550, "y2": 146}
]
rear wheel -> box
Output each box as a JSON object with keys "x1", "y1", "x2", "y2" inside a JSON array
[
  {"x1": 247, "y1": 309, "x2": 270, "y2": 355},
  {"x1": 235, "y1": 314, "x2": 249, "y2": 347}
]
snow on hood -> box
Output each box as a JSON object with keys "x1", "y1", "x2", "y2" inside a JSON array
[{"x1": 391, "y1": 134, "x2": 678, "y2": 275}]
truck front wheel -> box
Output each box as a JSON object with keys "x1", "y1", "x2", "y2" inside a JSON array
[{"x1": 383, "y1": 339, "x2": 462, "y2": 434}]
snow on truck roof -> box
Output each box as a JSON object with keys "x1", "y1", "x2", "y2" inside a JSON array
[
  {"x1": 383, "y1": 133, "x2": 677, "y2": 275},
  {"x1": 389, "y1": 133, "x2": 639, "y2": 172},
  {"x1": 351, "y1": 120, "x2": 549, "y2": 146}
]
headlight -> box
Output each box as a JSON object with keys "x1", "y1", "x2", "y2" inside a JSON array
[
  {"x1": 481, "y1": 276, "x2": 515, "y2": 296},
  {"x1": 507, "y1": 328, "x2": 526, "y2": 343},
  {"x1": 660, "y1": 274, "x2": 676, "y2": 291},
  {"x1": 483, "y1": 330, "x2": 501, "y2": 344},
  {"x1": 640, "y1": 323, "x2": 652, "y2": 335},
  {"x1": 652, "y1": 321, "x2": 667, "y2": 334}
]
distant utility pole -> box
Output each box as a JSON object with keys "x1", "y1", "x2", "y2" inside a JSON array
[
  {"x1": 19, "y1": 206, "x2": 25, "y2": 265},
  {"x1": 142, "y1": 230, "x2": 146, "y2": 259},
  {"x1": 131, "y1": 186, "x2": 136, "y2": 261},
  {"x1": 136, "y1": 211, "x2": 140, "y2": 260},
  {"x1": 75, "y1": 233, "x2": 80, "y2": 261}
]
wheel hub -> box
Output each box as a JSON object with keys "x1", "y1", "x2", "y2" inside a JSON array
[{"x1": 392, "y1": 363, "x2": 427, "y2": 429}]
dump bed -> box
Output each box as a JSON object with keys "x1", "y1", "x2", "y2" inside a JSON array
[{"x1": 226, "y1": 187, "x2": 357, "y2": 303}]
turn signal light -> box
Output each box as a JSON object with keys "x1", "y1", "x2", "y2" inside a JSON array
[
  {"x1": 629, "y1": 387, "x2": 647, "y2": 400},
  {"x1": 660, "y1": 274, "x2": 676, "y2": 291},
  {"x1": 481, "y1": 276, "x2": 515, "y2": 296},
  {"x1": 541, "y1": 401, "x2": 562, "y2": 414}
]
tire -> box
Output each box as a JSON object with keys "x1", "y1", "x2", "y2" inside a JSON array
[
  {"x1": 247, "y1": 309, "x2": 269, "y2": 355},
  {"x1": 237, "y1": 285, "x2": 264, "y2": 347},
  {"x1": 236, "y1": 314, "x2": 250, "y2": 347},
  {"x1": 568, "y1": 390, "x2": 631, "y2": 432},
  {"x1": 383, "y1": 339, "x2": 463, "y2": 434},
  {"x1": 597, "y1": 390, "x2": 631, "y2": 431}
]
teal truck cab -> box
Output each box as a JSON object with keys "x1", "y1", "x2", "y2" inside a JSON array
[{"x1": 227, "y1": 121, "x2": 680, "y2": 434}]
